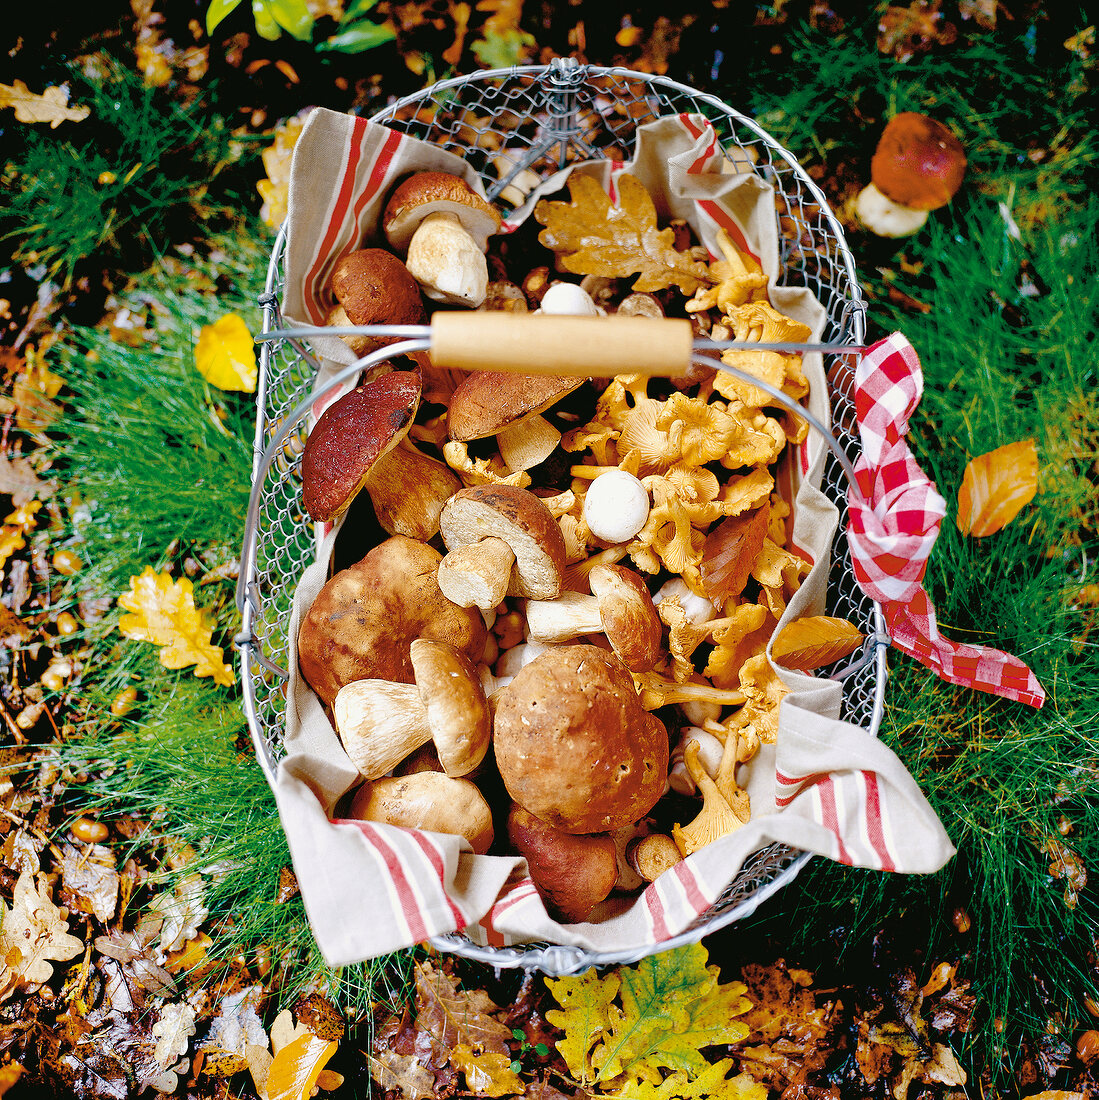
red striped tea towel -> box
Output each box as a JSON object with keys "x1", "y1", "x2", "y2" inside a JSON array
[{"x1": 846, "y1": 333, "x2": 1045, "y2": 708}]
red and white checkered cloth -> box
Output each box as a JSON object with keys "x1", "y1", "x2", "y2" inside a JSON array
[{"x1": 846, "y1": 333, "x2": 1045, "y2": 709}]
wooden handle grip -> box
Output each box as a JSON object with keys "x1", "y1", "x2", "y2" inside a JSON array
[{"x1": 429, "y1": 312, "x2": 694, "y2": 377}]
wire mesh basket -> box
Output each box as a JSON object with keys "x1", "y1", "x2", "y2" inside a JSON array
[{"x1": 236, "y1": 60, "x2": 887, "y2": 975}]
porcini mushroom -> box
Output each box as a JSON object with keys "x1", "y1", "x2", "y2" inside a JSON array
[
  {"x1": 437, "y1": 484, "x2": 567, "y2": 610},
  {"x1": 325, "y1": 248, "x2": 426, "y2": 356},
  {"x1": 626, "y1": 832, "x2": 683, "y2": 882},
  {"x1": 297, "y1": 535, "x2": 486, "y2": 708},
  {"x1": 854, "y1": 112, "x2": 967, "y2": 237},
  {"x1": 333, "y1": 639, "x2": 491, "y2": 780},
  {"x1": 447, "y1": 370, "x2": 590, "y2": 473},
  {"x1": 493, "y1": 644, "x2": 669, "y2": 834},
  {"x1": 382, "y1": 171, "x2": 502, "y2": 307},
  {"x1": 523, "y1": 562, "x2": 661, "y2": 672},
  {"x1": 349, "y1": 772, "x2": 494, "y2": 854},
  {"x1": 506, "y1": 804, "x2": 618, "y2": 922}
]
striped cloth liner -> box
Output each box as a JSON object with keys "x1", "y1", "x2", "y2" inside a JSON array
[{"x1": 847, "y1": 333, "x2": 1045, "y2": 709}]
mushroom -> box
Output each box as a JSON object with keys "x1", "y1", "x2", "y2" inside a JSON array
[
  {"x1": 581, "y1": 469, "x2": 651, "y2": 544},
  {"x1": 333, "y1": 639, "x2": 491, "y2": 780},
  {"x1": 349, "y1": 772, "x2": 494, "y2": 855},
  {"x1": 493, "y1": 644, "x2": 669, "y2": 834},
  {"x1": 668, "y1": 726, "x2": 724, "y2": 795},
  {"x1": 854, "y1": 112, "x2": 967, "y2": 238},
  {"x1": 437, "y1": 485, "x2": 567, "y2": 611},
  {"x1": 535, "y1": 280, "x2": 602, "y2": 316},
  {"x1": 446, "y1": 370, "x2": 589, "y2": 473},
  {"x1": 297, "y1": 534, "x2": 486, "y2": 708},
  {"x1": 523, "y1": 562, "x2": 661, "y2": 672},
  {"x1": 301, "y1": 369, "x2": 421, "y2": 524},
  {"x1": 506, "y1": 803, "x2": 618, "y2": 923},
  {"x1": 671, "y1": 738, "x2": 748, "y2": 857},
  {"x1": 382, "y1": 171, "x2": 502, "y2": 307},
  {"x1": 626, "y1": 832, "x2": 683, "y2": 882},
  {"x1": 325, "y1": 248, "x2": 426, "y2": 356}
]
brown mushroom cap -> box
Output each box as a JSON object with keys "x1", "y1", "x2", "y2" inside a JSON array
[
  {"x1": 870, "y1": 112, "x2": 967, "y2": 211},
  {"x1": 297, "y1": 535, "x2": 486, "y2": 708},
  {"x1": 383, "y1": 172, "x2": 502, "y2": 253},
  {"x1": 493, "y1": 644, "x2": 669, "y2": 834},
  {"x1": 506, "y1": 803, "x2": 618, "y2": 922},
  {"x1": 588, "y1": 563, "x2": 662, "y2": 672},
  {"x1": 410, "y1": 638, "x2": 491, "y2": 777},
  {"x1": 349, "y1": 772, "x2": 494, "y2": 855},
  {"x1": 300, "y1": 369, "x2": 421, "y2": 523},
  {"x1": 446, "y1": 371, "x2": 586, "y2": 443},
  {"x1": 439, "y1": 485, "x2": 567, "y2": 600},
  {"x1": 328, "y1": 248, "x2": 426, "y2": 351}
]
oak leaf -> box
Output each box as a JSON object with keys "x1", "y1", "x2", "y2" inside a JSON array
[
  {"x1": 195, "y1": 313, "x2": 258, "y2": 392},
  {"x1": 625, "y1": 1058, "x2": 766, "y2": 1099},
  {"x1": 117, "y1": 566, "x2": 235, "y2": 685},
  {"x1": 956, "y1": 439, "x2": 1038, "y2": 537},
  {"x1": 545, "y1": 942, "x2": 753, "y2": 1090},
  {"x1": 0, "y1": 868, "x2": 83, "y2": 999},
  {"x1": 0, "y1": 79, "x2": 90, "y2": 127},
  {"x1": 534, "y1": 173, "x2": 712, "y2": 294},
  {"x1": 700, "y1": 504, "x2": 770, "y2": 606},
  {"x1": 367, "y1": 1050, "x2": 436, "y2": 1100},
  {"x1": 450, "y1": 1045, "x2": 525, "y2": 1096},
  {"x1": 265, "y1": 1033, "x2": 338, "y2": 1100},
  {"x1": 770, "y1": 615, "x2": 864, "y2": 670}
]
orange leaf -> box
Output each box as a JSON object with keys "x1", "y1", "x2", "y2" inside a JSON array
[
  {"x1": 266, "y1": 1033, "x2": 338, "y2": 1100},
  {"x1": 195, "y1": 314, "x2": 258, "y2": 393},
  {"x1": 771, "y1": 615, "x2": 864, "y2": 671},
  {"x1": 956, "y1": 440, "x2": 1038, "y2": 537}
]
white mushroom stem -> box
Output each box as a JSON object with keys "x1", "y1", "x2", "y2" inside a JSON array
[
  {"x1": 334, "y1": 681, "x2": 433, "y2": 780},
  {"x1": 524, "y1": 589, "x2": 603, "y2": 643},
  {"x1": 438, "y1": 536, "x2": 516, "y2": 611},
  {"x1": 668, "y1": 727, "x2": 725, "y2": 796},
  {"x1": 853, "y1": 183, "x2": 929, "y2": 238},
  {"x1": 406, "y1": 211, "x2": 489, "y2": 307},
  {"x1": 655, "y1": 576, "x2": 718, "y2": 626}
]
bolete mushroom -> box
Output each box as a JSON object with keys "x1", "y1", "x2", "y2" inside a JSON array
[
  {"x1": 437, "y1": 485, "x2": 567, "y2": 611},
  {"x1": 333, "y1": 639, "x2": 491, "y2": 780},
  {"x1": 506, "y1": 803, "x2": 618, "y2": 922},
  {"x1": 325, "y1": 248, "x2": 426, "y2": 356},
  {"x1": 382, "y1": 171, "x2": 502, "y2": 307},
  {"x1": 297, "y1": 535, "x2": 486, "y2": 708},
  {"x1": 854, "y1": 112, "x2": 967, "y2": 237},
  {"x1": 446, "y1": 370, "x2": 589, "y2": 473},
  {"x1": 523, "y1": 562, "x2": 662, "y2": 672},
  {"x1": 301, "y1": 369, "x2": 462, "y2": 537},
  {"x1": 349, "y1": 772, "x2": 494, "y2": 855},
  {"x1": 493, "y1": 644, "x2": 669, "y2": 834}
]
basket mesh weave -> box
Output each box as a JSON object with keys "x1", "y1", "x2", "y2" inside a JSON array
[{"x1": 237, "y1": 61, "x2": 886, "y2": 974}]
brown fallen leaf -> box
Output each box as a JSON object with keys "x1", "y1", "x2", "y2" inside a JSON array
[
  {"x1": 700, "y1": 504, "x2": 771, "y2": 607},
  {"x1": 450, "y1": 1045, "x2": 525, "y2": 1096},
  {"x1": 0, "y1": 868, "x2": 84, "y2": 999},
  {"x1": 771, "y1": 615, "x2": 865, "y2": 670},
  {"x1": 956, "y1": 439, "x2": 1039, "y2": 537},
  {"x1": 0, "y1": 79, "x2": 91, "y2": 127}
]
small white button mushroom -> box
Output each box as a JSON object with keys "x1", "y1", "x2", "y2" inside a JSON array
[
  {"x1": 582, "y1": 469, "x2": 650, "y2": 544},
  {"x1": 537, "y1": 281, "x2": 602, "y2": 316}
]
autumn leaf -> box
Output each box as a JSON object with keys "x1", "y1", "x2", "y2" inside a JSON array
[
  {"x1": 117, "y1": 565, "x2": 236, "y2": 685},
  {"x1": 700, "y1": 504, "x2": 770, "y2": 606},
  {"x1": 770, "y1": 615, "x2": 865, "y2": 671},
  {"x1": 413, "y1": 959, "x2": 513, "y2": 1054},
  {"x1": 0, "y1": 79, "x2": 91, "y2": 127},
  {"x1": 956, "y1": 439, "x2": 1039, "y2": 537},
  {"x1": 257, "y1": 113, "x2": 306, "y2": 229},
  {"x1": 450, "y1": 1046, "x2": 525, "y2": 1096},
  {"x1": 195, "y1": 313, "x2": 258, "y2": 392},
  {"x1": 625, "y1": 1058, "x2": 767, "y2": 1099},
  {"x1": 0, "y1": 868, "x2": 84, "y2": 1000},
  {"x1": 534, "y1": 173, "x2": 712, "y2": 294},
  {"x1": 546, "y1": 943, "x2": 754, "y2": 1090},
  {"x1": 266, "y1": 1033, "x2": 338, "y2": 1100}
]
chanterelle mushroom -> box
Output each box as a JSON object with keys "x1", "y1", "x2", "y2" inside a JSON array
[
  {"x1": 854, "y1": 112, "x2": 967, "y2": 238},
  {"x1": 382, "y1": 171, "x2": 502, "y2": 307},
  {"x1": 524, "y1": 562, "x2": 662, "y2": 672},
  {"x1": 493, "y1": 644, "x2": 669, "y2": 834},
  {"x1": 349, "y1": 772, "x2": 494, "y2": 855},
  {"x1": 437, "y1": 484, "x2": 567, "y2": 611},
  {"x1": 297, "y1": 535, "x2": 486, "y2": 708},
  {"x1": 333, "y1": 639, "x2": 490, "y2": 780}
]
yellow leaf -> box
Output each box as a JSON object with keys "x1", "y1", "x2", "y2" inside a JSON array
[
  {"x1": 117, "y1": 566, "x2": 235, "y2": 686},
  {"x1": 613, "y1": 1057, "x2": 767, "y2": 1099},
  {"x1": 450, "y1": 1046, "x2": 524, "y2": 1097},
  {"x1": 956, "y1": 439, "x2": 1038, "y2": 537},
  {"x1": 258, "y1": 114, "x2": 306, "y2": 229},
  {"x1": 195, "y1": 314, "x2": 258, "y2": 393},
  {"x1": 0, "y1": 80, "x2": 90, "y2": 127},
  {"x1": 0, "y1": 870, "x2": 84, "y2": 1000},
  {"x1": 771, "y1": 615, "x2": 865, "y2": 671},
  {"x1": 265, "y1": 1033, "x2": 338, "y2": 1100}
]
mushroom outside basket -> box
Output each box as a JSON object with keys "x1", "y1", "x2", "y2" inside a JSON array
[{"x1": 237, "y1": 61, "x2": 890, "y2": 975}]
